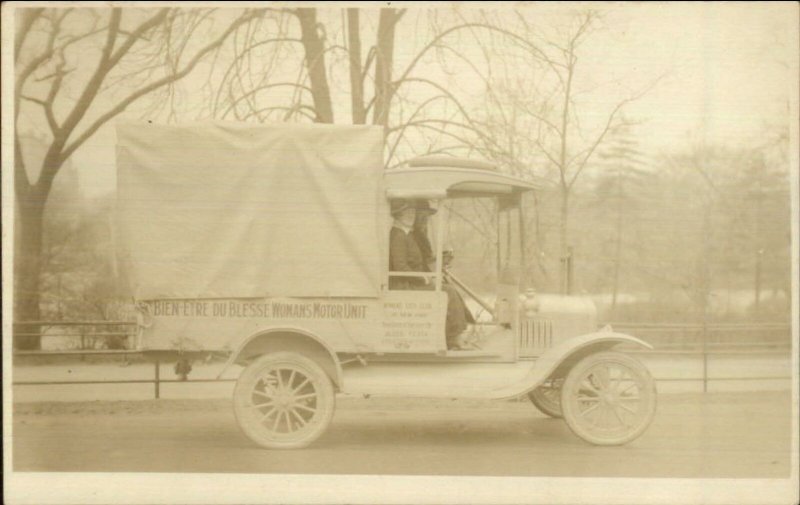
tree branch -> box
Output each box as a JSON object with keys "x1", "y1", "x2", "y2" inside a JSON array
[
  {"x1": 394, "y1": 22, "x2": 542, "y2": 109},
  {"x1": 534, "y1": 139, "x2": 562, "y2": 170},
  {"x1": 515, "y1": 99, "x2": 562, "y2": 135},
  {"x1": 391, "y1": 121, "x2": 481, "y2": 155},
  {"x1": 565, "y1": 79, "x2": 659, "y2": 189},
  {"x1": 15, "y1": 8, "x2": 45, "y2": 59},
  {"x1": 448, "y1": 206, "x2": 494, "y2": 241},
  {"x1": 213, "y1": 36, "x2": 299, "y2": 115},
  {"x1": 393, "y1": 77, "x2": 479, "y2": 130},
  {"x1": 15, "y1": 14, "x2": 60, "y2": 120},
  {"x1": 386, "y1": 94, "x2": 451, "y2": 162},
  {"x1": 107, "y1": 9, "x2": 170, "y2": 69},
  {"x1": 243, "y1": 105, "x2": 316, "y2": 122},
  {"x1": 14, "y1": 136, "x2": 31, "y2": 196},
  {"x1": 222, "y1": 81, "x2": 311, "y2": 119},
  {"x1": 362, "y1": 46, "x2": 376, "y2": 81},
  {"x1": 61, "y1": 9, "x2": 263, "y2": 160}
]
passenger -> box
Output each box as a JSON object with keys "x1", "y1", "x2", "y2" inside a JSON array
[
  {"x1": 389, "y1": 199, "x2": 475, "y2": 349},
  {"x1": 388, "y1": 200, "x2": 426, "y2": 290}
]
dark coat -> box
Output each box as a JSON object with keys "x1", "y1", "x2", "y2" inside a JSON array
[
  {"x1": 412, "y1": 228, "x2": 434, "y2": 270},
  {"x1": 389, "y1": 226, "x2": 427, "y2": 289}
]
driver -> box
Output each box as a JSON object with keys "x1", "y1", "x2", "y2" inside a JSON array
[
  {"x1": 412, "y1": 200, "x2": 477, "y2": 347},
  {"x1": 411, "y1": 200, "x2": 436, "y2": 266}
]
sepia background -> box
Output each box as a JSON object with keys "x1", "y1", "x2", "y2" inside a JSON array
[
  {"x1": 11, "y1": 4, "x2": 793, "y2": 338},
  {"x1": 5, "y1": 2, "x2": 798, "y2": 503}
]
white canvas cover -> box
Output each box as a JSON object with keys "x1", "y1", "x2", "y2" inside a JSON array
[{"x1": 116, "y1": 122, "x2": 386, "y2": 300}]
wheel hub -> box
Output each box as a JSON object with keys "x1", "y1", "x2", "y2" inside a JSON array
[{"x1": 274, "y1": 391, "x2": 292, "y2": 407}]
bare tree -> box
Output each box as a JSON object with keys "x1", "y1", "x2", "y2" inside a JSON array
[
  {"x1": 210, "y1": 7, "x2": 535, "y2": 168},
  {"x1": 590, "y1": 123, "x2": 650, "y2": 315},
  {"x1": 209, "y1": 7, "x2": 405, "y2": 126},
  {"x1": 346, "y1": 9, "x2": 367, "y2": 124},
  {"x1": 14, "y1": 7, "x2": 264, "y2": 348},
  {"x1": 295, "y1": 8, "x2": 335, "y2": 123},
  {"x1": 503, "y1": 11, "x2": 659, "y2": 293},
  {"x1": 662, "y1": 139, "x2": 791, "y2": 322}
]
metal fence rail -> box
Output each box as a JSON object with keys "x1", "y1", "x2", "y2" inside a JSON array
[
  {"x1": 11, "y1": 350, "x2": 237, "y2": 399},
  {"x1": 609, "y1": 321, "x2": 790, "y2": 345},
  {"x1": 11, "y1": 321, "x2": 793, "y2": 398},
  {"x1": 13, "y1": 320, "x2": 138, "y2": 351},
  {"x1": 609, "y1": 321, "x2": 791, "y2": 392}
]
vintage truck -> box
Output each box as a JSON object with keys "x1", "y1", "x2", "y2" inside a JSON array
[{"x1": 116, "y1": 122, "x2": 657, "y2": 449}]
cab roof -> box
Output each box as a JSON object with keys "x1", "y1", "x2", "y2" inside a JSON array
[{"x1": 385, "y1": 156, "x2": 547, "y2": 199}]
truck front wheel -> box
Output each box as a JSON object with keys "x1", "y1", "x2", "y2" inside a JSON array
[
  {"x1": 233, "y1": 352, "x2": 335, "y2": 449},
  {"x1": 560, "y1": 351, "x2": 656, "y2": 446}
]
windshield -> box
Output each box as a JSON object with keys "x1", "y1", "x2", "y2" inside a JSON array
[{"x1": 441, "y1": 194, "x2": 524, "y2": 294}]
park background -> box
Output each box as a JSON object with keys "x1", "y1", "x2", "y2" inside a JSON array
[{"x1": 10, "y1": 3, "x2": 795, "y2": 351}]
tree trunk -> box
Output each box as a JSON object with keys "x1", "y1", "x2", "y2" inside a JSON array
[
  {"x1": 559, "y1": 187, "x2": 570, "y2": 294},
  {"x1": 557, "y1": 49, "x2": 575, "y2": 295},
  {"x1": 15, "y1": 194, "x2": 46, "y2": 350},
  {"x1": 611, "y1": 210, "x2": 623, "y2": 315},
  {"x1": 611, "y1": 171, "x2": 624, "y2": 315},
  {"x1": 696, "y1": 204, "x2": 713, "y2": 322},
  {"x1": 15, "y1": 142, "x2": 62, "y2": 350},
  {"x1": 296, "y1": 8, "x2": 334, "y2": 123},
  {"x1": 346, "y1": 9, "x2": 366, "y2": 124},
  {"x1": 373, "y1": 9, "x2": 398, "y2": 126},
  {"x1": 753, "y1": 178, "x2": 763, "y2": 318}
]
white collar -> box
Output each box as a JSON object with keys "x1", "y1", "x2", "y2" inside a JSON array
[{"x1": 393, "y1": 222, "x2": 413, "y2": 234}]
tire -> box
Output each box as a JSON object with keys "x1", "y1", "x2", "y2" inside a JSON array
[
  {"x1": 527, "y1": 378, "x2": 564, "y2": 418},
  {"x1": 560, "y1": 351, "x2": 656, "y2": 446},
  {"x1": 233, "y1": 352, "x2": 335, "y2": 449}
]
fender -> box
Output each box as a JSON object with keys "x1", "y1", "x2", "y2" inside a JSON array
[
  {"x1": 485, "y1": 329, "x2": 653, "y2": 400},
  {"x1": 216, "y1": 325, "x2": 343, "y2": 387}
]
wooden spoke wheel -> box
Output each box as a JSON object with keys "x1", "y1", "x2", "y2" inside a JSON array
[
  {"x1": 233, "y1": 352, "x2": 335, "y2": 449},
  {"x1": 560, "y1": 351, "x2": 656, "y2": 446}
]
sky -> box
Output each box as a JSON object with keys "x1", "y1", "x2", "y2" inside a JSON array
[
  {"x1": 16, "y1": 2, "x2": 798, "y2": 197},
  {"x1": 599, "y1": 2, "x2": 792, "y2": 147}
]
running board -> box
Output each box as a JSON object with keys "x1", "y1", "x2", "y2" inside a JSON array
[
  {"x1": 436, "y1": 349, "x2": 502, "y2": 358},
  {"x1": 339, "y1": 360, "x2": 536, "y2": 398}
]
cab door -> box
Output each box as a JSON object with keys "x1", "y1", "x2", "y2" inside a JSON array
[{"x1": 377, "y1": 289, "x2": 448, "y2": 353}]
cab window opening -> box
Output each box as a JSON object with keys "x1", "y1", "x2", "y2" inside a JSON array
[{"x1": 387, "y1": 198, "x2": 443, "y2": 291}]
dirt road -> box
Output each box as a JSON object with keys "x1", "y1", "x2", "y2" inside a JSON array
[{"x1": 12, "y1": 391, "x2": 792, "y2": 478}]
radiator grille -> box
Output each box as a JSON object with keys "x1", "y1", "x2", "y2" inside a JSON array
[{"x1": 518, "y1": 319, "x2": 553, "y2": 356}]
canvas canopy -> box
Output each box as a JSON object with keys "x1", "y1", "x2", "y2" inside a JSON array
[{"x1": 116, "y1": 122, "x2": 387, "y2": 300}]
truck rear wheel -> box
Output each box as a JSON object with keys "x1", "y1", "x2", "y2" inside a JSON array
[
  {"x1": 233, "y1": 352, "x2": 335, "y2": 449},
  {"x1": 560, "y1": 351, "x2": 656, "y2": 446}
]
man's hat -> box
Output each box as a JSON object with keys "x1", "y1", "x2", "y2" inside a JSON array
[
  {"x1": 415, "y1": 200, "x2": 438, "y2": 215},
  {"x1": 390, "y1": 199, "x2": 414, "y2": 216}
]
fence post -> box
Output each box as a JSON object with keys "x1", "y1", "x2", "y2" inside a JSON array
[
  {"x1": 560, "y1": 247, "x2": 574, "y2": 295},
  {"x1": 701, "y1": 322, "x2": 708, "y2": 393},
  {"x1": 154, "y1": 358, "x2": 160, "y2": 399}
]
